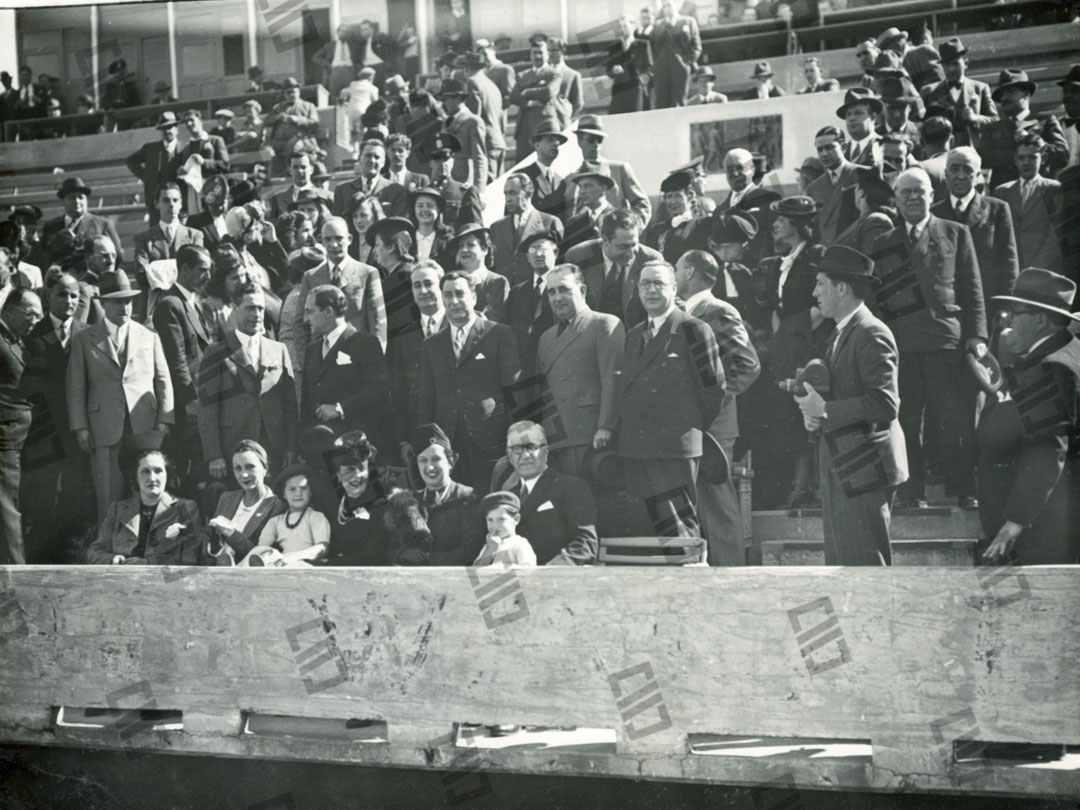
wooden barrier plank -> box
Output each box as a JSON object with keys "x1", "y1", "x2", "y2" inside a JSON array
[
  {"x1": 0, "y1": 566, "x2": 1076, "y2": 797},
  {"x1": 0, "y1": 127, "x2": 166, "y2": 174}
]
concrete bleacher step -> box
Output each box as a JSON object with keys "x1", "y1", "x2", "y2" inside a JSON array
[
  {"x1": 761, "y1": 538, "x2": 977, "y2": 566},
  {"x1": 752, "y1": 505, "x2": 982, "y2": 541}
]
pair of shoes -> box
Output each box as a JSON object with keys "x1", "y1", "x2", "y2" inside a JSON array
[
  {"x1": 896, "y1": 497, "x2": 929, "y2": 510},
  {"x1": 958, "y1": 495, "x2": 979, "y2": 511}
]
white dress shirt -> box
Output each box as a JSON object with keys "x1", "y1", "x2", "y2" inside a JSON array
[
  {"x1": 50, "y1": 313, "x2": 73, "y2": 348},
  {"x1": 235, "y1": 328, "x2": 261, "y2": 367},
  {"x1": 951, "y1": 189, "x2": 976, "y2": 215},
  {"x1": 322, "y1": 321, "x2": 347, "y2": 358},
  {"x1": 416, "y1": 230, "x2": 437, "y2": 260}
]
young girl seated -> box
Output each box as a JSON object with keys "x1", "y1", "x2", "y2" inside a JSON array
[
  {"x1": 246, "y1": 464, "x2": 330, "y2": 566},
  {"x1": 472, "y1": 491, "x2": 537, "y2": 568}
]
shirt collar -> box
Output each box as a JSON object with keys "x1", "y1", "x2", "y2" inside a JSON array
[
  {"x1": 323, "y1": 321, "x2": 348, "y2": 348},
  {"x1": 50, "y1": 313, "x2": 72, "y2": 333},
  {"x1": 235, "y1": 328, "x2": 258, "y2": 350},
  {"x1": 650, "y1": 305, "x2": 676, "y2": 330},
  {"x1": 952, "y1": 188, "x2": 977, "y2": 210},
  {"x1": 908, "y1": 213, "x2": 931, "y2": 234},
  {"x1": 104, "y1": 318, "x2": 126, "y2": 342},
  {"x1": 454, "y1": 314, "x2": 477, "y2": 336},
  {"x1": 423, "y1": 309, "x2": 445, "y2": 327},
  {"x1": 832, "y1": 302, "x2": 866, "y2": 335},
  {"x1": 520, "y1": 472, "x2": 542, "y2": 493},
  {"x1": 174, "y1": 282, "x2": 194, "y2": 302},
  {"x1": 684, "y1": 289, "x2": 713, "y2": 312}
]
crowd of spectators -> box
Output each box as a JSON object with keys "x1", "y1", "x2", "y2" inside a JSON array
[{"x1": 0, "y1": 6, "x2": 1078, "y2": 573}]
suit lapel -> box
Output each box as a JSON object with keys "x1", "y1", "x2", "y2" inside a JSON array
[
  {"x1": 183, "y1": 294, "x2": 210, "y2": 344},
  {"x1": 91, "y1": 321, "x2": 121, "y2": 367},
  {"x1": 458, "y1": 318, "x2": 488, "y2": 365},
  {"x1": 119, "y1": 498, "x2": 141, "y2": 541},
  {"x1": 317, "y1": 325, "x2": 357, "y2": 379},
  {"x1": 624, "y1": 312, "x2": 674, "y2": 382},
  {"x1": 542, "y1": 312, "x2": 586, "y2": 372}
]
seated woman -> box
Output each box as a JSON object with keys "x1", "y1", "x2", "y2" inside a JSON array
[
  {"x1": 87, "y1": 440, "x2": 202, "y2": 565},
  {"x1": 205, "y1": 440, "x2": 287, "y2": 565},
  {"x1": 327, "y1": 431, "x2": 394, "y2": 566},
  {"x1": 448, "y1": 223, "x2": 509, "y2": 322},
  {"x1": 392, "y1": 423, "x2": 483, "y2": 565},
  {"x1": 245, "y1": 463, "x2": 330, "y2": 566}
]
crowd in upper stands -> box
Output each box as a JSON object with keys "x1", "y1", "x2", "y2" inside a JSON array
[{"x1": 0, "y1": 2, "x2": 1078, "y2": 572}]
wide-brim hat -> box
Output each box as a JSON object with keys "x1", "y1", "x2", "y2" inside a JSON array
[
  {"x1": 1056, "y1": 64, "x2": 1080, "y2": 89},
  {"x1": 992, "y1": 268, "x2": 1080, "y2": 321},
  {"x1": 97, "y1": 269, "x2": 141, "y2": 299},
  {"x1": 529, "y1": 118, "x2": 567, "y2": 144},
  {"x1": 708, "y1": 208, "x2": 758, "y2": 244},
  {"x1": 516, "y1": 229, "x2": 560, "y2": 254},
  {"x1": 384, "y1": 74, "x2": 408, "y2": 94},
  {"x1": 365, "y1": 215, "x2": 417, "y2": 248},
  {"x1": 580, "y1": 446, "x2": 625, "y2": 489},
  {"x1": 408, "y1": 186, "x2": 446, "y2": 215},
  {"x1": 878, "y1": 77, "x2": 918, "y2": 106},
  {"x1": 56, "y1": 177, "x2": 92, "y2": 199},
  {"x1": 437, "y1": 78, "x2": 467, "y2": 97},
  {"x1": 153, "y1": 80, "x2": 171, "y2": 93},
  {"x1": 282, "y1": 76, "x2": 301, "y2": 89},
  {"x1": 938, "y1": 37, "x2": 968, "y2": 63},
  {"x1": 571, "y1": 170, "x2": 616, "y2": 190},
  {"x1": 573, "y1": 114, "x2": 606, "y2": 139},
  {"x1": 837, "y1": 87, "x2": 884, "y2": 117},
  {"x1": 770, "y1": 195, "x2": 820, "y2": 219},
  {"x1": 155, "y1": 111, "x2": 179, "y2": 129},
  {"x1": 992, "y1": 69, "x2": 1037, "y2": 102},
  {"x1": 875, "y1": 26, "x2": 908, "y2": 49},
  {"x1": 751, "y1": 61, "x2": 774, "y2": 79},
  {"x1": 817, "y1": 244, "x2": 881, "y2": 286},
  {"x1": 9, "y1": 204, "x2": 43, "y2": 223},
  {"x1": 108, "y1": 58, "x2": 127, "y2": 74},
  {"x1": 447, "y1": 222, "x2": 490, "y2": 252},
  {"x1": 700, "y1": 433, "x2": 729, "y2": 485}
]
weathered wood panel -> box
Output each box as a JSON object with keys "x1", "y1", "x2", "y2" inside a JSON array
[{"x1": 0, "y1": 566, "x2": 1077, "y2": 798}]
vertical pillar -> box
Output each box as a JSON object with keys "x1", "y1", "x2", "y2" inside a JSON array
[
  {"x1": 167, "y1": 1, "x2": 178, "y2": 99},
  {"x1": 330, "y1": 0, "x2": 341, "y2": 34},
  {"x1": 90, "y1": 5, "x2": 101, "y2": 108},
  {"x1": 246, "y1": 0, "x2": 258, "y2": 73},
  {"x1": 559, "y1": 0, "x2": 569, "y2": 42},
  {"x1": 415, "y1": 0, "x2": 430, "y2": 76}
]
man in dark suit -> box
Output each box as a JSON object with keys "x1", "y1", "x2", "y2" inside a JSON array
[
  {"x1": 418, "y1": 271, "x2": 521, "y2": 491},
  {"x1": 560, "y1": 172, "x2": 617, "y2": 253},
  {"x1": 563, "y1": 209, "x2": 665, "y2": 329},
  {"x1": 332, "y1": 139, "x2": 408, "y2": 218},
  {"x1": 491, "y1": 173, "x2": 563, "y2": 286},
  {"x1": 871, "y1": 167, "x2": 986, "y2": 509},
  {"x1": 977, "y1": 269, "x2": 1080, "y2": 565},
  {"x1": 460, "y1": 51, "x2": 506, "y2": 183},
  {"x1": 505, "y1": 231, "x2": 558, "y2": 381},
  {"x1": 796, "y1": 245, "x2": 908, "y2": 565},
  {"x1": 0, "y1": 288, "x2": 43, "y2": 564},
  {"x1": 197, "y1": 281, "x2": 298, "y2": 480},
  {"x1": 709, "y1": 149, "x2": 780, "y2": 268},
  {"x1": 537, "y1": 264, "x2": 625, "y2": 478},
  {"x1": 993, "y1": 134, "x2": 1065, "y2": 275},
  {"x1": 126, "y1": 112, "x2": 183, "y2": 227},
  {"x1": 301, "y1": 284, "x2": 389, "y2": 445},
  {"x1": 439, "y1": 79, "x2": 488, "y2": 191},
  {"x1": 675, "y1": 250, "x2": 760, "y2": 564},
  {"x1": 918, "y1": 38, "x2": 997, "y2": 148},
  {"x1": 508, "y1": 39, "x2": 562, "y2": 163},
  {"x1": 742, "y1": 62, "x2": 786, "y2": 100},
  {"x1": 615, "y1": 261, "x2": 726, "y2": 537},
  {"x1": 806, "y1": 127, "x2": 862, "y2": 246},
  {"x1": 22, "y1": 273, "x2": 92, "y2": 562},
  {"x1": 172, "y1": 110, "x2": 230, "y2": 216},
  {"x1": 268, "y1": 151, "x2": 333, "y2": 221},
  {"x1": 133, "y1": 183, "x2": 206, "y2": 324},
  {"x1": 382, "y1": 133, "x2": 431, "y2": 192},
  {"x1": 491, "y1": 420, "x2": 598, "y2": 564},
  {"x1": 519, "y1": 119, "x2": 567, "y2": 219},
  {"x1": 42, "y1": 177, "x2": 125, "y2": 264},
  {"x1": 837, "y1": 88, "x2": 883, "y2": 168},
  {"x1": 152, "y1": 245, "x2": 213, "y2": 493},
  {"x1": 650, "y1": 2, "x2": 702, "y2": 108}
]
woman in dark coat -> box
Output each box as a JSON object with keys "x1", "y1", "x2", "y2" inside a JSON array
[
  {"x1": 326, "y1": 431, "x2": 394, "y2": 566},
  {"x1": 205, "y1": 439, "x2": 287, "y2": 565},
  {"x1": 408, "y1": 187, "x2": 454, "y2": 267},
  {"x1": 607, "y1": 15, "x2": 653, "y2": 114}
]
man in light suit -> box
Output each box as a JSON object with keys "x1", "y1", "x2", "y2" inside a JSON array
[
  {"x1": 537, "y1": 264, "x2": 625, "y2": 478},
  {"x1": 67, "y1": 270, "x2": 174, "y2": 521},
  {"x1": 133, "y1": 183, "x2": 205, "y2": 324},
  {"x1": 418, "y1": 271, "x2": 521, "y2": 491},
  {"x1": 796, "y1": 245, "x2": 908, "y2": 565},
  {"x1": 807, "y1": 126, "x2": 862, "y2": 246},
  {"x1": 650, "y1": 1, "x2": 702, "y2": 108},
  {"x1": 292, "y1": 217, "x2": 386, "y2": 357},
  {"x1": 197, "y1": 281, "x2": 298, "y2": 480},
  {"x1": 615, "y1": 261, "x2": 726, "y2": 537},
  {"x1": 301, "y1": 284, "x2": 389, "y2": 445},
  {"x1": 268, "y1": 151, "x2": 333, "y2": 221},
  {"x1": 125, "y1": 112, "x2": 182, "y2": 227},
  {"x1": 508, "y1": 39, "x2": 562, "y2": 163},
  {"x1": 332, "y1": 139, "x2": 408, "y2": 217},
  {"x1": 675, "y1": 250, "x2": 760, "y2": 564},
  {"x1": 562, "y1": 115, "x2": 651, "y2": 228},
  {"x1": 42, "y1": 177, "x2": 125, "y2": 264},
  {"x1": 548, "y1": 38, "x2": 584, "y2": 128},
  {"x1": 439, "y1": 79, "x2": 487, "y2": 191},
  {"x1": 460, "y1": 51, "x2": 506, "y2": 183},
  {"x1": 491, "y1": 173, "x2": 564, "y2": 286},
  {"x1": 918, "y1": 38, "x2": 997, "y2": 148},
  {"x1": 993, "y1": 134, "x2": 1064, "y2": 275},
  {"x1": 871, "y1": 167, "x2": 986, "y2": 509}
]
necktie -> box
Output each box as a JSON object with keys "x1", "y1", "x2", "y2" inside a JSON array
[
  {"x1": 425, "y1": 316, "x2": 435, "y2": 337},
  {"x1": 330, "y1": 264, "x2": 341, "y2": 285},
  {"x1": 645, "y1": 320, "x2": 655, "y2": 343},
  {"x1": 907, "y1": 224, "x2": 920, "y2": 245},
  {"x1": 453, "y1": 326, "x2": 466, "y2": 359},
  {"x1": 557, "y1": 320, "x2": 569, "y2": 336},
  {"x1": 58, "y1": 322, "x2": 68, "y2": 348},
  {"x1": 1020, "y1": 180, "x2": 1033, "y2": 205},
  {"x1": 518, "y1": 481, "x2": 528, "y2": 502},
  {"x1": 322, "y1": 336, "x2": 332, "y2": 358},
  {"x1": 827, "y1": 325, "x2": 844, "y2": 363}
]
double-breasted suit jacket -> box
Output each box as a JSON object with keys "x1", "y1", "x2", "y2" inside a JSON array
[
  {"x1": 86, "y1": 492, "x2": 203, "y2": 565},
  {"x1": 292, "y1": 257, "x2": 387, "y2": 354},
  {"x1": 562, "y1": 239, "x2": 665, "y2": 329},
  {"x1": 806, "y1": 162, "x2": 861, "y2": 246},
  {"x1": 932, "y1": 193, "x2": 1019, "y2": 308},
  {"x1": 993, "y1": 175, "x2": 1064, "y2": 275},
  {"x1": 615, "y1": 308, "x2": 726, "y2": 460},
  {"x1": 67, "y1": 319, "x2": 175, "y2": 448},
  {"x1": 919, "y1": 76, "x2": 997, "y2": 147},
  {"x1": 417, "y1": 316, "x2": 521, "y2": 461},
  {"x1": 196, "y1": 331, "x2": 298, "y2": 468},
  {"x1": 388, "y1": 312, "x2": 447, "y2": 446},
  {"x1": 301, "y1": 325, "x2": 389, "y2": 438},
  {"x1": 536, "y1": 308, "x2": 625, "y2": 452},
  {"x1": 490, "y1": 207, "x2": 564, "y2": 286},
  {"x1": 491, "y1": 465, "x2": 598, "y2": 565}
]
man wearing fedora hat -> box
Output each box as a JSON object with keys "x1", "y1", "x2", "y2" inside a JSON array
[
  {"x1": 875, "y1": 25, "x2": 943, "y2": 90},
  {"x1": 918, "y1": 37, "x2": 997, "y2": 149},
  {"x1": 519, "y1": 119, "x2": 567, "y2": 216},
  {"x1": 458, "y1": 51, "x2": 506, "y2": 183},
  {"x1": 67, "y1": 268, "x2": 174, "y2": 521},
  {"x1": 268, "y1": 150, "x2": 332, "y2": 221},
  {"x1": 836, "y1": 88, "x2": 883, "y2": 168},
  {"x1": 974, "y1": 69, "x2": 1068, "y2": 189},
  {"x1": 795, "y1": 245, "x2": 908, "y2": 565},
  {"x1": 563, "y1": 114, "x2": 651, "y2": 229},
  {"x1": 504, "y1": 229, "x2": 560, "y2": 378},
  {"x1": 877, "y1": 77, "x2": 924, "y2": 159},
  {"x1": 687, "y1": 68, "x2": 727, "y2": 105},
  {"x1": 126, "y1": 111, "x2": 182, "y2": 227},
  {"x1": 491, "y1": 173, "x2": 563, "y2": 287},
  {"x1": 650, "y1": 0, "x2": 702, "y2": 108},
  {"x1": 1059, "y1": 64, "x2": 1080, "y2": 169},
  {"x1": 976, "y1": 268, "x2": 1080, "y2": 565},
  {"x1": 562, "y1": 171, "x2": 618, "y2": 252},
  {"x1": 265, "y1": 78, "x2": 320, "y2": 176},
  {"x1": 744, "y1": 62, "x2": 785, "y2": 101},
  {"x1": 42, "y1": 178, "x2": 125, "y2": 264},
  {"x1": 993, "y1": 133, "x2": 1065, "y2": 276},
  {"x1": 508, "y1": 39, "x2": 562, "y2": 163},
  {"x1": 437, "y1": 79, "x2": 487, "y2": 191}
]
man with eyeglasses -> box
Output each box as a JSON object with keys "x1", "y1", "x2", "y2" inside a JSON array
[
  {"x1": 491, "y1": 420, "x2": 598, "y2": 564},
  {"x1": 871, "y1": 167, "x2": 986, "y2": 511},
  {"x1": 615, "y1": 261, "x2": 726, "y2": 537},
  {"x1": 0, "y1": 287, "x2": 43, "y2": 563}
]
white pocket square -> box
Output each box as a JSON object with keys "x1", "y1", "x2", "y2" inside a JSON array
[
  {"x1": 335, "y1": 352, "x2": 352, "y2": 365},
  {"x1": 475, "y1": 352, "x2": 486, "y2": 360},
  {"x1": 667, "y1": 352, "x2": 679, "y2": 358},
  {"x1": 536, "y1": 501, "x2": 554, "y2": 512}
]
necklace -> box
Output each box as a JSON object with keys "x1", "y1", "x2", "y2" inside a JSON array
[{"x1": 285, "y1": 507, "x2": 308, "y2": 530}]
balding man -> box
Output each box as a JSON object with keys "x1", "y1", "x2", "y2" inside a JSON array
[
  {"x1": 871, "y1": 167, "x2": 986, "y2": 510},
  {"x1": 712, "y1": 148, "x2": 780, "y2": 265}
]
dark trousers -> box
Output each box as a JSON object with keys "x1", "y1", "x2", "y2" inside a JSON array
[
  {"x1": 897, "y1": 349, "x2": 973, "y2": 500},
  {"x1": 820, "y1": 444, "x2": 894, "y2": 566},
  {"x1": 622, "y1": 455, "x2": 700, "y2": 537},
  {"x1": 697, "y1": 438, "x2": 745, "y2": 565},
  {"x1": 452, "y1": 415, "x2": 497, "y2": 496},
  {"x1": 0, "y1": 449, "x2": 26, "y2": 564},
  {"x1": 653, "y1": 54, "x2": 692, "y2": 108},
  {"x1": 22, "y1": 452, "x2": 94, "y2": 564}
]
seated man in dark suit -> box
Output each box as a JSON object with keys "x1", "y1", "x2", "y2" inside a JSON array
[
  {"x1": 491, "y1": 420, "x2": 598, "y2": 564},
  {"x1": 42, "y1": 177, "x2": 125, "y2": 264}
]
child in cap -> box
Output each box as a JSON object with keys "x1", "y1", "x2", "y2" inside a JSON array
[
  {"x1": 473, "y1": 491, "x2": 537, "y2": 568},
  {"x1": 249, "y1": 464, "x2": 331, "y2": 565}
]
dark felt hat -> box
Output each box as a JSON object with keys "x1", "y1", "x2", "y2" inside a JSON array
[
  {"x1": 837, "y1": 87, "x2": 884, "y2": 118},
  {"x1": 10, "y1": 204, "x2": 43, "y2": 223},
  {"x1": 878, "y1": 77, "x2": 918, "y2": 106},
  {"x1": 408, "y1": 185, "x2": 446, "y2": 215},
  {"x1": 516, "y1": 229, "x2": 560, "y2": 254},
  {"x1": 660, "y1": 171, "x2": 694, "y2": 194},
  {"x1": 287, "y1": 188, "x2": 329, "y2": 212},
  {"x1": 709, "y1": 208, "x2": 758, "y2": 244},
  {"x1": 413, "y1": 422, "x2": 453, "y2": 453},
  {"x1": 97, "y1": 269, "x2": 141, "y2": 299},
  {"x1": 992, "y1": 69, "x2": 1037, "y2": 102},
  {"x1": 938, "y1": 37, "x2": 968, "y2": 63},
  {"x1": 530, "y1": 118, "x2": 567, "y2": 144},
  {"x1": 272, "y1": 463, "x2": 316, "y2": 495},
  {"x1": 229, "y1": 179, "x2": 260, "y2": 206},
  {"x1": 447, "y1": 222, "x2": 490, "y2": 252},
  {"x1": 365, "y1": 215, "x2": 416, "y2": 248},
  {"x1": 817, "y1": 244, "x2": 880, "y2": 285},
  {"x1": 479, "y1": 490, "x2": 521, "y2": 515},
  {"x1": 56, "y1": 177, "x2": 92, "y2": 199},
  {"x1": 992, "y1": 268, "x2": 1080, "y2": 321},
  {"x1": 580, "y1": 446, "x2": 625, "y2": 489},
  {"x1": 751, "y1": 61, "x2": 774, "y2": 79},
  {"x1": 1057, "y1": 64, "x2": 1080, "y2": 89},
  {"x1": 281, "y1": 76, "x2": 301, "y2": 89},
  {"x1": 437, "y1": 78, "x2": 467, "y2": 97},
  {"x1": 770, "y1": 195, "x2": 820, "y2": 219},
  {"x1": 571, "y1": 170, "x2": 616, "y2": 190}
]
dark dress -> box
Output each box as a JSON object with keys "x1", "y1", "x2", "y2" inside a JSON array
[
  {"x1": 607, "y1": 38, "x2": 651, "y2": 114},
  {"x1": 328, "y1": 489, "x2": 393, "y2": 566},
  {"x1": 421, "y1": 481, "x2": 484, "y2": 565}
]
